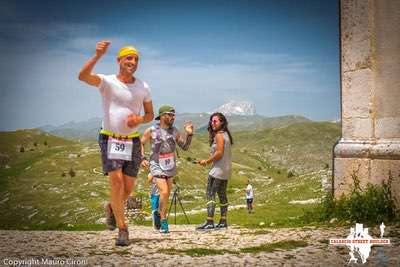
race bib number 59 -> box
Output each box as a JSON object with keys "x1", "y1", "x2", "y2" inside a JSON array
[{"x1": 107, "y1": 137, "x2": 133, "y2": 161}]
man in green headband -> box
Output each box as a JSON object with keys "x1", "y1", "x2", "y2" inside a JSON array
[
  {"x1": 78, "y1": 40, "x2": 154, "y2": 246},
  {"x1": 141, "y1": 105, "x2": 194, "y2": 233}
]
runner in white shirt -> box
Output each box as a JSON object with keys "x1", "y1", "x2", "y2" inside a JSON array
[
  {"x1": 245, "y1": 179, "x2": 254, "y2": 214},
  {"x1": 78, "y1": 41, "x2": 154, "y2": 246}
]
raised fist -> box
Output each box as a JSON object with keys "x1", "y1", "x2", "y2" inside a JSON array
[
  {"x1": 184, "y1": 122, "x2": 194, "y2": 135},
  {"x1": 127, "y1": 114, "x2": 143, "y2": 128},
  {"x1": 96, "y1": 40, "x2": 111, "y2": 57}
]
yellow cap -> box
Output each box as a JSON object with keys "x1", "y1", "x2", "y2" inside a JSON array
[{"x1": 118, "y1": 46, "x2": 139, "y2": 58}]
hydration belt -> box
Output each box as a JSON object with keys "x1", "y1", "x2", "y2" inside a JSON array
[{"x1": 100, "y1": 129, "x2": 140, "y2": 139}]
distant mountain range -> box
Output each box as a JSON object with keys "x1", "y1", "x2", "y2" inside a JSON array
[
  {"x1": 38, "y1": 100, "x2": 313, "y2": 140},
  {"x1": 38, "y1": 114, "x2": 311, "y2": 140}
]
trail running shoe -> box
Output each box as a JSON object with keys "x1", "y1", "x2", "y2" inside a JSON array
[
  {"x1": 104, "y1": 202, "x2": 116, "y2": 231},
  {"x1": 160, "y1": 219, "x2": 169, "y2": 234},
  {"x1": 196, "y1": 220, "x2": 215, "y2": 231},
  {"x1": 153, "y1": 210, "x2": 161, "y2": 230},
  {"x1": 215, "y1": 220, "x2": 228, "y2": 229},
  {"x1": 115, "y1": 227, "x2": 129, "y2": 246}
]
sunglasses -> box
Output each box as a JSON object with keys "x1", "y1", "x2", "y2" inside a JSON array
[{"x1": 125, "y1": 55, "x2": 136, "y2": 61}]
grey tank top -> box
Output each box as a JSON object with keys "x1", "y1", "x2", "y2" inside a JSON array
[
  {"x1": 149, "y1": 124, "x2": 178, "y2": 177},
  {"x1": 209, "y1": 131, "x2": 232, "y2": 180}
]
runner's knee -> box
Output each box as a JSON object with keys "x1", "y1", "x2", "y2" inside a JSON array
[
  {"x1": 123, "y1": 180, "x2": 134, "y2": 195},
  {"x1": 109, "y1": 175, "x2": 124, "y2": 189},
  {"x1": 160, "y1": 189, "x2": 169, "y2": 198}
]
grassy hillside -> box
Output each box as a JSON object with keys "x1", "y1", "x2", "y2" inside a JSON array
[
  {"x1": 0, "y1": 130, "x2": 75, "y2": 188},
  {"x1": 0, "y1": 130, "x2": 101, "y2": 228},
  {"x1": 0, "y1": 122, "x2": 340, "y2": 229},
  {"x1": 233, "y1": 121, "x2": 341, "y2": 172}
]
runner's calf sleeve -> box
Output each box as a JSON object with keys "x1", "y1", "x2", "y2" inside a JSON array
[
  {"x1": 150, "y1": 194, "x2": 160, "y2": 211},
  {"x1": 206, "y1": 200, "x2": 216, "y2": 218},
  {"x1": 220, "y1": 202, "x2": 228, "y2": 217}
]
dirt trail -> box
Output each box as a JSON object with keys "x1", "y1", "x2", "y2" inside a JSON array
[{"x1": 0, "y1": 225, "x2": 398, "y2": 266}]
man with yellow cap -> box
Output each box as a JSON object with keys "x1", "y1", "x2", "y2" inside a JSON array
[{"x1": 78, "y1": 40, "x2": 154, "y2": 246}]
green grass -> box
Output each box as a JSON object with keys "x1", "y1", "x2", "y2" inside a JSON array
[
  {"x1": 159, "y1": 247, "x2": 239, "y2": 257},
  {"x1": 240, "y1": 240, "x2": 308, "y2": 253},
  {"x1": 0, "y1": 122, "x2": 340, "y2": 229},
  {"x1": 158, "y1": 202, "x2": 322, "y2": 229},
  {"x1": 302, "y1": 173, "x2": 400, "y2": 225},
  {"x1": 153, "y1": 169, "x2": 325, "y2": 228},
  {"x1": 158, "y1": 240, "x2": 308, "y2": 257},
  {"x1": 232, "y1": 121, "x2": 340, "y2": 173}
]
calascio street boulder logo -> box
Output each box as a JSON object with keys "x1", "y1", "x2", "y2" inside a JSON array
[{"x1": 330, "y1": 223, "x2": 390, "y2": 264}]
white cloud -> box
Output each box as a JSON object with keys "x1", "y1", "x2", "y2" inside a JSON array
[{"x1": 0, "y1": 22, "x2": 339, "y2": 130}]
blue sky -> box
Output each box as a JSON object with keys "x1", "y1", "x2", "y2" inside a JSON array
[{"x1": 0, "y1": 0, "x2": 339, "y2": 130}]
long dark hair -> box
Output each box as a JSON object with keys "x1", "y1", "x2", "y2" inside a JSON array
[{"x1": 207, "y1": 112, "x2": 233, "y2": 146}]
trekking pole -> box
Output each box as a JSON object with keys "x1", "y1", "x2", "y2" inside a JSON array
[
  {"x1": 174, "y1": 190, "x2": 177, "y2": 224},
  {"x1": 177, "y1": 193, "x2": 190, "y2": 224}
]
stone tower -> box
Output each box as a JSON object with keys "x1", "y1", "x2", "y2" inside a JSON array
[{"x1": 333, "y1": 0, "x2": 400, "y2": 204}]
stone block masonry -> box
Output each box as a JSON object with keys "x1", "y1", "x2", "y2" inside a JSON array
[{"x1": 333, "y1": 0, "x2": 400, "y2": 205}]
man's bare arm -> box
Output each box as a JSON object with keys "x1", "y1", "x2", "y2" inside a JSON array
[
  {"x1": 140, "y1": 128, "x2": 152, "y2": 168},
  {"x1": 175, "y1": 122, "x2": 193, "y2": 151},
  {"x1": 127, "y1": 101, "x2": 154, "y2": 128},
  {"x1": 142, "y1": 101, "x2": 154, "y2": 123},
  {"x1": 140, "y1": 128, "x2": 152, "y2": 155},
  {"x1": 175, "y1": 131, "x2": 192, "y2": 151},
  {"x1": 78, "y1": 40, "x2": 110, "y2": 87}
]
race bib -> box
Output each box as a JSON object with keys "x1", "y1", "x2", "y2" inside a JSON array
[
  {"x1": 159, "y1": 153, "x2": 175, "y2": 171},
  {"x1": 107, "y1": 137, "x2": 133, "y2": 161}
]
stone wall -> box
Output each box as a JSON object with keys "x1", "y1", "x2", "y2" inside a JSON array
[{"x1": 333, "y1": 0, "x2": 400, "y2": 204}]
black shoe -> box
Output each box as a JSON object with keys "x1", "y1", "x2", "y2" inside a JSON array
[
  {"x1": 215, "y1": 220, "x2": 228, "y2": 229},
  {"x1": 196, "y1": 220, "x2": 214, "y2": 231},
  {"x1": 152, "y1": 210, "x2": 161, "y2": 230},
  {"x1": 104, "y1": 202, "x2": 116, "y2": 231},
  {"x1": 115, "y1": 227, "x2": 129, "y2": 246}
]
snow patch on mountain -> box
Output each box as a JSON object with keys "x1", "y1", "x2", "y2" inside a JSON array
[{"x1": 212, "y1": 101, "x2": 256, "y2": 116}]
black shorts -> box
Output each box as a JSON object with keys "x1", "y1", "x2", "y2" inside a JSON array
[
  {"x1": 246, "y1": 198, "x2": 253, "y2": 204},
  {"x1": 98, "y1": 133, "x2": 141, "y2": 177}
]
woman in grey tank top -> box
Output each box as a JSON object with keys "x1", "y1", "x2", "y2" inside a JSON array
[{"x1": 197, "y1": 112, "x2": 233, "y2": 230}]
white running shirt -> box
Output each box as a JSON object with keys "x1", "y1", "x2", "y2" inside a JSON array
[
  {"x1": 246, "y1": 184, "x2": 254, "y2": 199},
  {"x1": 98, "y1": 74, "x2": 152, "y2": 135}
]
